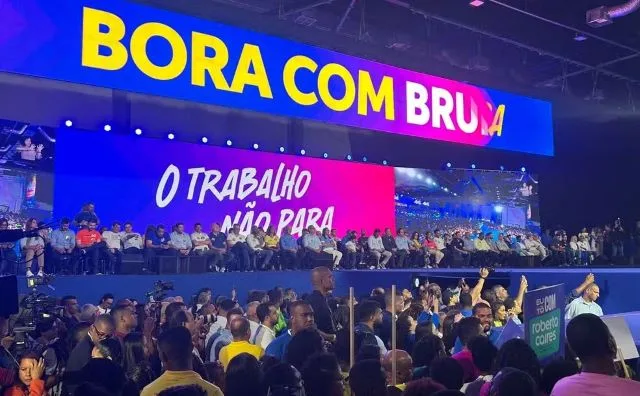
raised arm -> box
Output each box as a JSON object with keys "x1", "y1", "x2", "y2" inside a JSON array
[
  {"x1": 514, "y1": 275, "x2": 528, "y2": 310},
  {"x1": 471, "y1": 268, "x2": 489, "y2": 303},
  {"x1": 572, "y1": 273, "x2": 595, "y2": 298}
]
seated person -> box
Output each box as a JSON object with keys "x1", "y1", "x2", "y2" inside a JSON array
[
  {"x1": 169, "y1": 223, "x2": 192, "y2": 256},
  {"x1": 50, "y1": 218, "x2": 76, "y2": 273},
  {"x1": 226, "y1": 224, "x2": 250, "y2": 272},
  {"x1": 145, "y1": 225, "x2": 174, "y2": 269},
  {"x1": 278, "y1": 226, "x2": 299, "y2": 270},
  {"x1": 320, "y1": 228, "x2": 343, "y2": 270},
  {"x1": 303, "y1": 226, "x2": 332, "y2": 268},
  {"x1": 21, "y1": 218, "x2": 46, "y2": 277},
  {"x1": 342, "y1": 233, "x2": 359, "y2": 269},
  {"x1": 394, "y1": 228, "x2": 411, "y2": 268},
  {"x1": 208, "y1": 223, "x2": 227, "y2": 272},
  {"x1": 101, "y1": 222, "x2": 123, "y2": 272},
  {"x1": 246, "y1": 226, "x2": 273, "y2": 270},
  {"x1": 423, "y1": 232, "x2": 444, "y2": 268},
  {"x1": 368, "y1": 229, "x2": 392, "y2": 269},
  {"x1": 121, "y1": 222, "x2": 144, "y2": 254},
  {"x1": 75, "y1": 220, "x2": 105, "y2": 274}
]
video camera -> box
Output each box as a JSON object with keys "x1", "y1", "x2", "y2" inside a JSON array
[{"x1": 145, "y1": 280, "x2": 174, "y2": 303}]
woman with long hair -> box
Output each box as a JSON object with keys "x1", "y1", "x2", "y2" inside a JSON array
[
  {"x1": 122, "y1": 332, "x2": 157, "y2": 393},
  {"x1": 20, "y1": 218, "x2": 45, "y2": 277}
]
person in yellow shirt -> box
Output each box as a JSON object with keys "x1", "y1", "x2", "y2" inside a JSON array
[
  {"x1": 218, "y1": 317, "x2": 264, "y2": 370},
  {"x1": 141, "y1": 327, "x2": 223, "y2": 396}
]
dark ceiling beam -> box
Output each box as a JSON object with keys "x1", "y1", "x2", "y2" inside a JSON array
[
  {"x1": 336, "y1": 0, "x2": 357, "y2": 32},
  {"x1": 264, "y1": 0, "x2": 337, "y2": 17},
  {"x1": 536, "y1": 53, "x2": 640, "y2": 87},
  {"x1": 488, "y1": 0, "x2": 640, "y2": 55},
  {"x1": 384, "y1": 0, "x2": 640, "y2": 85}
]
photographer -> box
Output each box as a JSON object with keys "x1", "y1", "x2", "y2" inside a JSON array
[{"x1": 3, "y1": 354, "x2": 45, "y2": 396}]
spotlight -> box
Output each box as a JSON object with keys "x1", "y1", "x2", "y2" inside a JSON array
[
  {"x1": 323, "y1": 152, "x2": 328, "y2": 159},
  {"x1": 471, "y1": 164, "x2": 476, "y2": 169},
  {"x1": 444, "y1": 187, "x2": 449, "y2": 192},
  {"x1": 499, "y1": 165, "x2": 505, "y2": 171},
  {"x1": 168, "y1": 133, "x2": 175, "y2": 140},
  {"x1": 300, "y1": 149, "x2": 306, "y2": 155},
  {"x1": 383, "y1": 160, "x2": 388, "y2": 165},
  {"x1": 521, "y1": 166, "x2": 526, "y2": 172},
  {"x1": 135, "y1": 128, "x2": 142, "y2": 136},
  {"x1": 446, "y1": 162, "x2": 452, "y2": 168},
  {"x1": 346, "y1": 154, "x2": 352, "y2": 161},
  {"x1": 362, "y1": 156, "x2": 368, "y2": 162},
  {"x1": 494, "y1": 205, "x2": 504, "y2": 213},
  {"x1": 426, "y1": 177, "x2": 433, "y2": 184},
  {"x1": 279, "y1": 146, "x2": 285, "y2": 153},
  {"x1": 104, "y1": 124, "x2": 112, "y2": 132},
  {"x1": 226, "y1": 139, "x2": 233, "y2": 146},
  {"x1": 201, "y1": 137, "x2": 208, "y2": 143},
  {"x1": 253, "y1": 143, "x2": 259, "y2": 150},
  {"x1": 64, "y1": 120, "x2": 73, "y2": 127},
  {"x1": 469, "y1": 0, "x2": 485, "y2": 6}
]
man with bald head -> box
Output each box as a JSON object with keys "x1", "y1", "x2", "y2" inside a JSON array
[
  {"x1": 382, "y1": 350, "x2": 413, "y2": 392},
  {"x1": 218, "y1": 317, "x2": 264, "y2": 369},
  {"x1": 565, "y1": 282, "x2": 603, "y2": 320},
  {"x1": 305, "y1": 266, "x2": 337, "y2": 342}
]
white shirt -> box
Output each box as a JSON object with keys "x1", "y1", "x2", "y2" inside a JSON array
[
  {"x1": 252, "y1": 323, "x2": 276, "y2": 350},
  {"x1": 121, "y1": 232, "x2": 144, "y2": 250},
  {"x1": 191, "y1": 232, "x2": 211, "y2": 251},
  {"x1": 97, "y1": 306, "x2": 111, "y2": 315},
  {"x1": 434, "y1": 237, "x2": 446, "y2": 250},
  {"x1": 368, "y1": 235, "x2": 385, "y2": 251},
  {"x1": 205, "y1": 316, "x2": 228, "y2": 346},
  {"x1": 246, "y1": 234, "x2": 263, "y2": 250},
  {"x1": 102, "y1": 231, "x2": 122, "y2": 250},
  {"x1": 227, "y1": 232, "x2": 246, "y2": 247}
]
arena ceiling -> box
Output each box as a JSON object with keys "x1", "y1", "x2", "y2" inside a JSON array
[{"x1": 138, "y1": 0, "x2": 640, "y2": 114}]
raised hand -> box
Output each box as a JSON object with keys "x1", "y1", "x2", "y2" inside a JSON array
[
  {"x1": 479, "y1": 267, "x2": 489, "y2": 279},
  {"x1": 31, "y1": 358, "x2": 45, "y2": 380}
]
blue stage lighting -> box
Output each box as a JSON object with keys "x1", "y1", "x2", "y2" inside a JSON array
[
  {"x1": 362, "y1": 156, "x2": 368, "y2": 162},
  {"x1": 499, "y1": 165, "x2": 505, "y2": 171},
  {"x1": 64, "y1": 120, "x2": 73, "y2": 127},
  {"x1": 446, "y1": 162, "x2": 452, "y2": 168},
  {"x1": 471, "y1": 164, "x2": 476, "y2": 169},
  {"x1": 226, "y1": 139, "x2": 232, "y2": 146},
  {"x1": 201, "y1": 137, "x2": 208, "y2": 143},
  {"x1": 494, "y1": 205, "x2": 504, "y2": 213},
  {"x1": 383, "y1": 160, "x2": 388, "y2": 165},
  {"x1": 104, "y1": 124, "x2": 112, "y2": 132},
  {"x1": 521, "y1": 166, "x2": 526, "y2": 172},
  {"x1": 300, "y1": 149, "x2": 306, "y2": 155},
  {"x1": 323, "y1": 152, "x2": 328, "y2": 158},
  {"x1": 346, "y1": 154, "x2": 352, "y2": 161},
  {"x1": 135, "y1": 128, "x2": 142, "y2": 136},
  {"x1": 253, "y1": 143, "x2": 259, "y2": 149},
  {"x1": 168, "y1": 133, "x2": 175, "y2": 140},
  {"x1": 279, "y1": 146, "x2": 285, "y2": 153}
]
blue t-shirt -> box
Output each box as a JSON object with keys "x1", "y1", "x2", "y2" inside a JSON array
[
  {"x1": 265, "y1": 331, "x2": 293, "y2": 361},
  {"x1": 147, "y1": 233, "x2": 168, "y2": 247},
  {"x1": 461, "y1": 308, "x2": 473, "y2": 318},
  {"x1": 452, "y1": 327, "x2": 503, "y2": 354},
  {"x1": 418, "y1": 311, "x2": 441, "y2": 329},
  {"x1": 209, "y1": 232, "x2": 227, "y2": 249}
]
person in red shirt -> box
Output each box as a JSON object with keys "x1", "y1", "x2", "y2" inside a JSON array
[
  {"x1": 75, "y1": 220, "x2": 104, "y2": 274},
  {"x1": 423, "y1": 232, "x2": 444, "y2": 268},
  {"x1": 3, "y1": 354, "x2": 46, "y2": 396}
]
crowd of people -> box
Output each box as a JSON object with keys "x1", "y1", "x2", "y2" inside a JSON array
[
  {"x1": 2, "y1": 202, "x2": 640, "y2": 276},
  {"x1": 0, "y1": 266, "x2": 637, "y2": 396}
]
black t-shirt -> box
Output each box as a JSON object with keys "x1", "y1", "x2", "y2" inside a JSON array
[
  {"x1": 451, "y1": 238, "x2": 464, "y2": 250},
  {"x1": 305, "y1": 290, "x2": 336, "y2": 334},
  {"x1": 209, "y1": 232, "x2": 227, "y2": 249},
  {"x1": 382, "y1": 235, "x2": 397, "y2": 251}
]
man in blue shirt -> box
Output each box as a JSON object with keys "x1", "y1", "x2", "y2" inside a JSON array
[
  {"x1": 265, "y1": 301, "x2": 315, "y2": 360},
  {"x1": 144, "y1": 225, "x2": 174, "y2": 271},
  {"x1": 50, "y1": 218, "x2": 76, "y2": 273},
  {"x1": 279, "y1": 226, "x2": 299, "y2": 270}
]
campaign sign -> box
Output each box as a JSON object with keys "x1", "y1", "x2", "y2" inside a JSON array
[{"x1": 524, "y1": 284, "x2": 565, "y2": 362}]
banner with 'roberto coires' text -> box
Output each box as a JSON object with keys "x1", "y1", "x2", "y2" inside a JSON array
[{"x1": 0, "y1": 0, "x2": 553, "y2": 155}]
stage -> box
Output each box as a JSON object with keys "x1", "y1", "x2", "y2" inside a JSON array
[{"x1": 16, "y1": 267, "x2": 639, "y2": 315}]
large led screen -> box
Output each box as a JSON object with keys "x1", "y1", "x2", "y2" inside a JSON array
[{"x1": 53, "y1": 129, "x2": 396, "y2": 236}]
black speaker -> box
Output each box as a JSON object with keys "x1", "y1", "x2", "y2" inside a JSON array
[{"x1": 0, "y1": 275, "x2": 19, "y2": 317}]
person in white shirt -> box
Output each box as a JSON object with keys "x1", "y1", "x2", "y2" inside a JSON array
[
  {"x1": 368, "y1": 229, "x2": 392, "y2": 269},
  {"x1": 227, "y1": 224, "x2": 251, "y2": 272},
  {"x1": 102, "y1": 222, "x2": 123, "y2": 273},
  {"x1": 21, "y1": 217, "x2": 45, "y2": 277},
  {"x1": 246, "y1": 226, "x2": 273, "y2": 270},
  {"x1": 252, "y1": 302, "x2": 278, "y2": 350},
  {"x1": 121, "y1": 222, "x2": 144, "y2": 253},
  {"x1": 320, "y1": 227, "x2": 343, "y2": 269}
]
